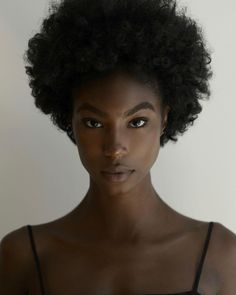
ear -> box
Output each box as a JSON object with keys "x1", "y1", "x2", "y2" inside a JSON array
[{"x1": 161, "y1": 105, "x2": 170, "y2": 130}]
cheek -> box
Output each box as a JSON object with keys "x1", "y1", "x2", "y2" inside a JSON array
[
  {"x1": 143, "y1": 132, "x2": 160, "y2": 159},
  {"x1": 76, "y1": 146, "x2": 97, "y2": 174},
  {"x1": 77, "y1": 132, "x2": 103, "y2": 155},
  {"x1": 131, "y1": 125, "x2": 161, "y2": 167},
  {"x1": 73, "y1": 131, "x2": 98, "y2": 169}
]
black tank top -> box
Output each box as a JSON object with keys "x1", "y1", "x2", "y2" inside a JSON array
[{"x1": 26, "y1": 221, "x2": 214, "y2": 295}]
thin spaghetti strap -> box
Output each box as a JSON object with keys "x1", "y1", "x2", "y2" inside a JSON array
[
  {"x1": 192, "y1": 221, "x2": 214, "y2": 292},
  {"x1": 26, "y1": 225, "x2": 46, "y2": 295}
]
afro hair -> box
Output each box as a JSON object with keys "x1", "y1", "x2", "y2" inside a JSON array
[{"x1": 24, "y1": 0, "x2": 212, "y2": 147}]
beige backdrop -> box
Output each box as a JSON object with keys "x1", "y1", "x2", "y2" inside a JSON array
[{"x1": 0, "y1": 0, "x2": 235, "y2": 239}]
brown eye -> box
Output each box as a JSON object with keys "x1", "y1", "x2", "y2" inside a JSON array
[
  {"x1": 81, "y1": 117, "x2": 149, "y2": 129},
  {"x1": 82, "y1": 118, "x2": 102, "y2": 128},
  {"x1": 129, "y1": 118, "x2": 149, "y2": 128}
]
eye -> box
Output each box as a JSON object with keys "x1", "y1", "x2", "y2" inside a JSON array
[
  {"x1": 81, "y1": 117, "x2": 149, "y2": 129},
  {"x1": 82, "y1": 118, "x2": 102, "y2": 128},
  {"x1": 129, "y1": 117, "x2": 149, "y2": 128}
]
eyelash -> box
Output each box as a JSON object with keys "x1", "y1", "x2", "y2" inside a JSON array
[{"x1": 81, "y1": 117, "x2": 149, "y2": 129}]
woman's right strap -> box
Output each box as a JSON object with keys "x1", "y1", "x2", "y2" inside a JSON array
[{"x1": 26, "y1": 225, "x2": 45, "y2": 295}]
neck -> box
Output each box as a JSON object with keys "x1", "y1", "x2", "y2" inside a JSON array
[{"x1": 75, "y1": 173, "x2": 170, "y2": 244}]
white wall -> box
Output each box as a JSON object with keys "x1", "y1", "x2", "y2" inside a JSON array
[{"x1": 0, "y1": 0, "x2": 235, "y2": 238}]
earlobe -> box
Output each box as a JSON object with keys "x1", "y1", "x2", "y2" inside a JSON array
[
  {"x1": 165, "y1": 105, "x2": 171, "y2": 118},
  {"x1": 161, "y1": 105, "x2": 170, "y2": 133}
]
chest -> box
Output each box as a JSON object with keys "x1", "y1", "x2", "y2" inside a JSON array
[{"x1": 27, "y1": 241, "x2": 218, "y2": 295}]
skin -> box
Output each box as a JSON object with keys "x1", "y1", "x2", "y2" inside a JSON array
[
  {"x1": 70, "y1": 71, "x2": 171, "y2": 244},
  {"x1": 0, "y1": 72, "x2": 236, "y2": 294}
]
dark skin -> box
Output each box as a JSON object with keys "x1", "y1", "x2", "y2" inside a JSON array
[{"x1": 1, "y1": 72, "x2": 236, "y2": 295}]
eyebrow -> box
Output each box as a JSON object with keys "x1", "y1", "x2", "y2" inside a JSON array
[{"x1": 76, "y1": 101, "x2": 156, "y2": 118}]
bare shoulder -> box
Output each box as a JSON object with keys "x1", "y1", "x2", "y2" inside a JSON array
[
  {"x1": 211, "y1": 222, "x2": 236, "y2": 294},
  {"x1": 215, "y1": 221, "x2": 236, "y2": 240},
  {"x1": 0, "y1": 225, "x2": 31, "y2": 268},
  {"x1": 212, "y1": 221, "x2": 236, "y2": 259},
  {"x1": 0, "y1": 226, "x2": 31, "y2": 293}
]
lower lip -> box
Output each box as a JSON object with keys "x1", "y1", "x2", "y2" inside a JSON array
[{"x1": 101, "y1": 170, "x2": 134, "y2": 182}]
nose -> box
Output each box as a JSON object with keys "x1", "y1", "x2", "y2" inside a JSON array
[
  {"x1": 103, "y1": 145, "x2": 128, "y2": 160},
  {"x1": 102, "y1": 128, "x2": 128, "y2": 160}
]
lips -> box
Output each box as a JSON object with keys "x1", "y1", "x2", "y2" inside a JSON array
[
  {"x1": 101, "y1": 167, "x2": 134, "y2": 174},
  {"x1": 101, "y1": 168, "x2": 134, "y2": 182}
]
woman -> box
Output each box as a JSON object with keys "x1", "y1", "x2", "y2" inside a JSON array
[{"x1": 0, "y1": 0, "x2": 236, "y2": 294}]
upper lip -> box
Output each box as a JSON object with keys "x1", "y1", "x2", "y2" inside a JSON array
[{"x1": 101, "y1": 166, "x2": 133, "y2": 174}]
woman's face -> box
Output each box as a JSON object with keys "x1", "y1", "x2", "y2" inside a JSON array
[{"x1": 71, "y1": 72, "x2": 169, "y2": 194}]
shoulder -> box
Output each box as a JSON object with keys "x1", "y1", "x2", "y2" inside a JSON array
[
  {"x1": 197, "y1": 221, "x2": 236, "y2": 263},
  {"x1": 212, "y1": 221, "x2": 236, "y2": 258},
  {"x1": 211, "y1": 222, "x2": 236, "y2": 294},
  {"x1": 0, "y1": 225, "x2": 32, "y2": 292},
  {"x1": 0, "y1": 225, "x2": 31, "y2": 268}
]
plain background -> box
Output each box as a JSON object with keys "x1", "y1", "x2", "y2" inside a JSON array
[{"x1": 0, "y1": 0, "x2": 235, "y2": 239}]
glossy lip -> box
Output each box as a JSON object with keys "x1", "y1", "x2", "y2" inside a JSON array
[
  {"x1": 101, "y1": 166, "x2": 134, "y2": 174},
  {"x1": 101, "y1": 170, "x2": 134, "y2": 182}
]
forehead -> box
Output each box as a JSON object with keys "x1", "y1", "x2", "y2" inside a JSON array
[{"x1": 72, "y1": 72, "x2": 162, "y2": 112}]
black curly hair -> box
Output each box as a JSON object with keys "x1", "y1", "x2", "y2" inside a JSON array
[{"x1": 24, "y1": 0, "x2": 212, "y2": 147}]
